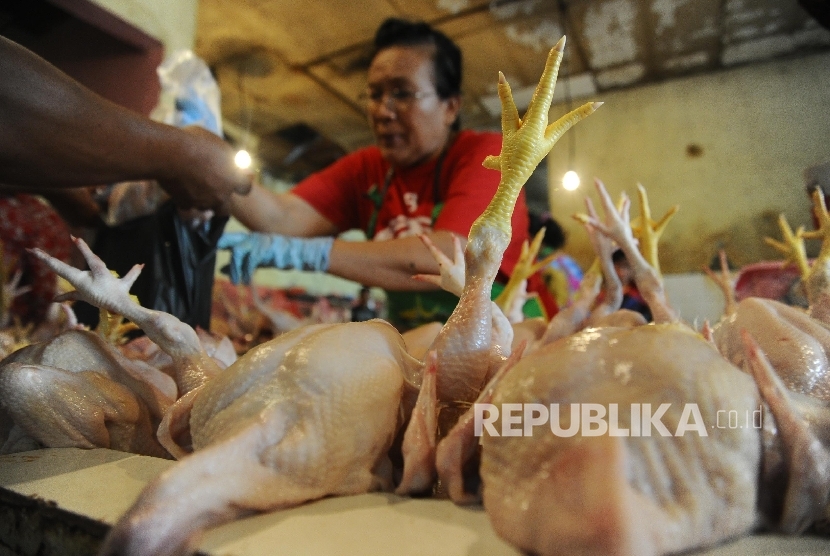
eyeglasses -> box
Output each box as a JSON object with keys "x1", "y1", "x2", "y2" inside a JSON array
[{"x1": 359, "y1": 87, "x2": 436, "y2": 111}]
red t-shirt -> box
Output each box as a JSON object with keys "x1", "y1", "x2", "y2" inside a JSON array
[{"x1": 292, "y1": 130, "x2": 528, "y2": 280}]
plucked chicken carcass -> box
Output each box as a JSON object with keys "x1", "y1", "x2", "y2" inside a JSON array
[
  {"x1": 436, "y1": 175, "x2": 830, "y2": 555},
  {"x1": 19, "y1": 37, "x2": 599, "y2": 556},
  {"x1": 0, "y1": 285, "x2": 234, "y2": 456},
  {"x1": 709, "y1": 194, "x2": 830, "y2": 534},
  {"x1": 713, "y1": 193, "x2": 830, "y2": 401},
  {"x1": 0, "y1": 327, "x2": 176, "y2": 457}
]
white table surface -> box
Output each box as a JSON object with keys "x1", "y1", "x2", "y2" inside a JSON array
[{"x1": 1, "y1": 448, "x2": 828, "y2": 556}]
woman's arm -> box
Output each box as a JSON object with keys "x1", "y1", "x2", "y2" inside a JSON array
[
  {"x1": 0, "y1": 37, "x2": 250, "y2": 209},
  {"x1": 329, "y1": 230, "x2": 461, "y2": 290},
  {"x1": 227, "y1": 183, "x2": 339, "y2": 237},
  {"x1": 227, "y1": 171, "x2": 464, "y2": 290}
]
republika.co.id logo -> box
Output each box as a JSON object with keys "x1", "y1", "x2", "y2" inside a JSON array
[{"x1": 473, "y1": 403, "x2": 763, "y2": 438}]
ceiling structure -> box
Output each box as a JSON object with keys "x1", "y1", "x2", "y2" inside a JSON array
[{"x1": 194, "y1": 0, "x2": 830, "y2": 181}]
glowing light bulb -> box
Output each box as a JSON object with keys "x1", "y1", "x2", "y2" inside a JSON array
[
  {"x1": 235, "y1": 149, "x2": 252, "y2": 169},
  {"x1": 562, "y1": 170, "x2": 580, "y2": 191}
]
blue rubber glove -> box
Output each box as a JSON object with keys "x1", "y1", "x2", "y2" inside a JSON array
[{"x1": 217, "y1": 232, "x2": 334, "y2": 284}]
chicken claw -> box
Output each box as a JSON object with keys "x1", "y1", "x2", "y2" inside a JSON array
[
  {"x1": 800, "y1": 189, "x2": 830, "y2": 322},
  {"x1": 803, "y1": 188, "x2": 830, "y2": 256},
  {"x1": 581, "y1": 194, "x2": 624, "y2": 320},
  {"x1": 494, "y1": 228, "x2": 556, "y2": 319},
  {"x1": 29, "y1": 236, "x2": 221, "y2": 394},
  {"x1": 30, "y1": 236, "x2": 142, "y2": 312},
  {"x1": 630, "y1": 183, "x2": 678, "y2": 277},
  {"x1": 703, "y1": 249, "x2": 737, "y2": 317},
  {"x1": 413, "y1": 234, "x2": 465, "y2": 297},
  {"x1": 477, "y1": 36, "x2": 601, "y2": 235},
  {"x1": 577, "y1": 179, "x2": 677, "y2": 323},
  {"x1": 765, "y1": 214, "x2": 809, "y2": 277}
]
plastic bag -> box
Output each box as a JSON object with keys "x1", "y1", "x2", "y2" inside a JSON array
[
  {"x1": 151, "y1": 49, "x2": 223, "y2": 136},
  {"x1": 77, "y1": 51, "x2": 228, "y2": 330},
  {"x1": 76, "y1": 201, "x2": 228, "y2": 330},
  {"x1": 103, "y1": 50, "x2": 224, "y2": 227}
]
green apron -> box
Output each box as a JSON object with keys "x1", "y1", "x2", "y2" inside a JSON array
[{"x1": 386, "y1": 282, "x2": 543, "y2": 331}]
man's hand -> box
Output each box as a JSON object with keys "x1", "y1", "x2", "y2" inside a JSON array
[{"x1": 159, "y1": 127, "x2": 253, "y2": 210}]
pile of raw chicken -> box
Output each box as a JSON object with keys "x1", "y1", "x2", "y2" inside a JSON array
[{"x1": 2, "y1": 37, "x2": 830, "y2": 556}]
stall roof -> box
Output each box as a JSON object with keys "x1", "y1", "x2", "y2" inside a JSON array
[{"x1": 195, "y1": 0, "x2": 830, "y2": 178}]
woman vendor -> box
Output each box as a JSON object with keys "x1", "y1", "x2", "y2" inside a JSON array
[{"x1": 220, "y1": 18, "x2": 552, "y2": 330}]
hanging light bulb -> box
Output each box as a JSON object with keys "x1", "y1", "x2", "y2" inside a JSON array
[
  {"x1": 235, "y1": 149, "x2": 252, "y2": 169},
  {"x1": 556, "y1": 1, "x2": 581, "y2": 195},
  {"x1": 562, "y1": 169, "x2": 580, "y2": 191},
  {"x1": 233, "y1": 61, "x2": 254, "y2": 171}
]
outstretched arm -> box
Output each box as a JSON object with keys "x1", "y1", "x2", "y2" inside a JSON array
[{"x1": 0, "y1": 36, "x2": 251, "y2": 210}]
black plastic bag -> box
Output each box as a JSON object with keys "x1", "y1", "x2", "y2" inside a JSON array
[{"x1": 74, "y1": 201, "x2": 228, "y2": 331}]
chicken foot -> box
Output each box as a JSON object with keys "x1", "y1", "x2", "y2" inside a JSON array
[
  {"x1": 427, "y1": 36, "x2": 601, "y2": 417},
  {"x1": 30, "y1": 237, "x2": 222, "y2": 395},
  {"x1": 797, "y1": 189, "x2": 830, "y2": 324},
  {"x1": 533, "y1": 191, "x2": 629, "y2": 348},
  {"x1": 629, "y1": 183, "x2": 678, "y2": 279},
  {"x1": 576, "y1": 179, "x2": 678, "y2": 324}
]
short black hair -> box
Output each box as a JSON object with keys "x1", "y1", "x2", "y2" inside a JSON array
[
  {"x1": 612, "y1": 249, "x2": 628, "y2": 264},
  {"x1": 529, "y1": 212, "x2": 567, "y2": 250},
  {"x1": 372, "y1": 18, "x2": 462, "y2": 130}
]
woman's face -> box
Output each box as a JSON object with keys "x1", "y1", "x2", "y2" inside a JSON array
[{"x1": 366, "y1": 46, "x2": 460, "y2": 168}]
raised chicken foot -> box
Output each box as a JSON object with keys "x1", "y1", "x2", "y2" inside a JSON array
[
  {"x1": 30, "y1": 236, "x2": 221, "y2": 394},
  {"x1": 427, "y1": 37, "x2": 601, "y2": 420},
  {"x1": 576, "y1": 179, "x2": 678, "y2": 324},
  {"x1": 494, "y1": 227, "x2": 556, "y2": 322},
  {"x1": 764, "y1": 214, "x2": 809, "y2": 279},
  {"x1": 630, "y1": 183, "x2": 678, "y2": 278},
  {"x1": 800, "y1": 189, "x2": 830, "y2": 324},
  {"x1": 703, "y1": 249, "x2": 737, "y2": 318},
  {"x1": 413, "y1": 233, "x2": 465, "y2": 297}
]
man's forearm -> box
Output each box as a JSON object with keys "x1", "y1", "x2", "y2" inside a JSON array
[
  {"x1": 0, "y1": 36, "x2": 162, "y2": 186},
  {"x1": 0, "y1": 37, "x2": 250, "y2": 209}
]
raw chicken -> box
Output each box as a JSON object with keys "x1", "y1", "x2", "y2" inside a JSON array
[
  {"x1": 0, "y1": 328, "x2": 176, "y2": 457},
  {"x1": 713, "y1": 191, "x2": 830, "y2": 401},
  {"x1": 18, "y1": 36, "x2": 600, "y2": 556},
  {"x1": 437, "y1": 178, "x2": 830, "y2": 555},
  {"x1": 0, "y1": 291, "x2": 234, "y2": 457},
  {"x1": 481, "y1": 323, "x2": 760, "y2": 556},
  {"x1": 23, "y1": 237, "x2": 416, "y2": 555},
  {"x1": 710, "y1": 192, "x2": 830, "y2": 534}
]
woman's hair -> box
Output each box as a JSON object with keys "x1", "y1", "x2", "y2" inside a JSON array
[{"x1": 372, "y1": 18, "x2": 462, "y2": 130}]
